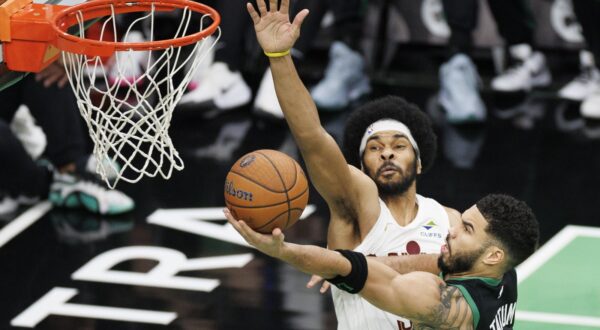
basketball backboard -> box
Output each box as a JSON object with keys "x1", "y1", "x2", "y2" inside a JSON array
[{"x1": 0, "y1": 0, "x2": 87, "y2": 91}]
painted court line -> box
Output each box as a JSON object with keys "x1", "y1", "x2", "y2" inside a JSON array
[
  {"x1": 517, "y1": 225, "x2": 600, "y2": 283},
  {"x1": 0, "y1": 201, "x2": 52, "y2": 249},
  {"x1": 517, "y1": 311, "x2": 600, "y2": 328}
]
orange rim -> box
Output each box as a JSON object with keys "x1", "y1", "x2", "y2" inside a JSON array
[{"x1": 51, "y1": 0, "x2": 220, "y2": 57}]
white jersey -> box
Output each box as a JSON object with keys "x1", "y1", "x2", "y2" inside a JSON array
[{"x1": 332, "y1": 194, "x2": 450, "y2": 330}]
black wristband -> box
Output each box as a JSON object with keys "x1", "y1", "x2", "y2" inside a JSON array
[{"x1": 326, "y1": 249, "x2": 368, "y2": 294}]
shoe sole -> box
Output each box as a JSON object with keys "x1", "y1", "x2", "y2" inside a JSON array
[{"x1": 492, "y1": 70, "x2": 552, "y2": 92}]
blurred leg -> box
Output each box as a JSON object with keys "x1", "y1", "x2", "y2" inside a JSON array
[
  {"x1": 487, "y1": 0, "x2": 535, "y2": 47},
  {"x1": 573, "y1": 0, "x2": 600, "y2": 65},
  {"x1": 576, "y1": 0, "x2": 600, "y2": 119},
  {"x1": 214, "y1": 0, "x2": 252, "y2": 71},
  {"x1": 0, "y1": 75, "x2": 23, "y2": 122},
  {"x1": 21, "y1": 75, "x2": 85, "y2": 169},
  {"x1": 487, "y1": 0, "x2": 551, "y2": 91},
  {"x1": 0, "y1": 120, "x2": 50, "y2": 198},
  {"x1": 442, "y1": 0, "x2": 479, "y2": 55},
  {"x1": 329, "y1": 0, "x2": 364, "y2": 51}
]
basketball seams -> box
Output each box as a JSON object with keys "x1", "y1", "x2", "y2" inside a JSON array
[
  {"x1": 256, "y1": 210, "x2": 288, "y2": 231},
  {"x1": 225, "y1": 186, "x2": 309, "y2": 209},
  {"x1": 256, "y1": 151, "x2": 292, "y2": 226},
  {"x1": 290, "y1": 158, "x2": 298, "y2": 188},
  {"x1": 255, "y1": 207, "x2": 306, "y2": 231},
  {"x1": 229, "y1": 170, "x2": 286, "y2": 193}
]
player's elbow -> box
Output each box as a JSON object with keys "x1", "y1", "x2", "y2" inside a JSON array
[
  {"x1": 390, "y1": 274, "x2": 441, "y2": 320},
  {"x1": 295, "y1": 127, "x2": 330, "y2": 147}
]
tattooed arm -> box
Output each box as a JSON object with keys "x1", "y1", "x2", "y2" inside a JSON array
[
  {"x1": 226, "y1": 210, "x2": 473, "y2": 329},
  {"x1": 359, "y1": 260, "x2": 474, "y2": 330}
]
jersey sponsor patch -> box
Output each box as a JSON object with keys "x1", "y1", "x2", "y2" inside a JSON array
[{"x1": 422, "y1": 219, "x2": 437, "y2": 230}]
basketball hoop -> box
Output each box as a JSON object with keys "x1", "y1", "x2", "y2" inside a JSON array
[{"x1": 0, "y1": 0, "x2": 221, "y2": 188}]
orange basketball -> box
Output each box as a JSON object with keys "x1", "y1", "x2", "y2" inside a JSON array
[{"x1": 224, "y1": 150, "x2": 309, "y2": 234}]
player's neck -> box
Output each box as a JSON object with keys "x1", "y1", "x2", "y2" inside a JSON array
[
  {"x1": 382, "y1": 185, "x2": 418, "y2": 226},
  {"x1": 448, "y1": 267, "x2": 504, "y2": 281}
]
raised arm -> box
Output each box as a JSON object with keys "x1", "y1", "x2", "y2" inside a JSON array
[
  {"x1": 227, "y1": 210, "x2": 473, "y2": 329},
  {"x1": 247, "y1": 0, "x2": 379, "y2": 230}
]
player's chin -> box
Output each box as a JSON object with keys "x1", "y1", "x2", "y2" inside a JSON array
[{"x1": 378, "y1": 175, "x2": 402, "y2": 186}]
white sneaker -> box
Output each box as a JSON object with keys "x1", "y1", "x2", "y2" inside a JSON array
[
  {"x1": 178, "y1": 62, "x2": 251, "y2": 112},
  {"x1": 186, "y1": 36, "x2": 216, "y2": 92},
  {"x1": 439, "y1": 54, "x2": 486, "y2": 123},
  {"x1": 49, "y1": 172, "x2": 134, "y2": 215},
  {"x1": 84, "y1": 155, "x2": 121, "y2": 181},
  {"x1": 10, "y1": 105, "x2": 47, "y2": 159},
  {"x1": 491, "y1": 44, "x2": 552, "y2": 92},
  {"x1": 311, "y1": 41, "x2": 371, "y2": 110},
  {"x1": 0, "y1": 192, "x2": 40, "y2": 217},
  {"x1": 559, "y1": 51, "x2": 600, "y2": 101},
  {"x1": 254, "y1": 68, "x2": 284, "y2": 119},
  {"x1": 0, "y1": 193, "x2": 18, "y2": 216},
  {"x1": 581, "y1": 90, "x2": 600, "y2": 119},
  {"x1": 108, "y1": 31, "x2": 149, "y2": 86}
]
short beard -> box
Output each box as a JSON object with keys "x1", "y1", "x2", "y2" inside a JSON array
[
  {"x1": 438, "y1": 245, "x2": 486, "y2": 275},
  {"x1": 365, "y1": 158, "x2": 418, "y2": 198}
]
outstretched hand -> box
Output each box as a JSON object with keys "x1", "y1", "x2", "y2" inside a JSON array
[
  {"x1": 224, "y1": 208, "x2": 286, "y2": 258},
  {"x1": 246, "y1": 0, "x2": 309, "y2": 54},
  {"x1": 35, "y1": 60, "x2": 68, "y2": 88}
]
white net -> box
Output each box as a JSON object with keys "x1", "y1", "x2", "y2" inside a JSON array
[{"x1": 62, "y1": 3, "x2": 220, "y2": 188}]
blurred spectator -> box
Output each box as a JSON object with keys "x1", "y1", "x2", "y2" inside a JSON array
[
  {"x1": 179, "y1": 0, "x2": 369, "y2": 119},
  {"x1": 571, "y1": 0, "x2": 600, "y2": 119},
  {"x1": 0, "y1": 63, "x2": 134, "y2": 216},
  {"x1": 439, "y1": 0, "x2": 551, "y2": 123}
]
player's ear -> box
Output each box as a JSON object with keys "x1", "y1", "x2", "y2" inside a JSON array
[{"x1": 482, "y1": 245, "x2": 505, "y2": 266}]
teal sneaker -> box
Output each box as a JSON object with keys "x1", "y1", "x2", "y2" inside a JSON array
[{"x1": 49, "y1": 172, "x2": 134, "y2": 215}]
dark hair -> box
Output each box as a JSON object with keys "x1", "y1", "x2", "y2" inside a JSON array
[
  {"x1": 342, "y1": 96, "x2": 437, "y2": 172},
  {"x1": 477, "y1": 194, "x2": 539, "y2": 268}
]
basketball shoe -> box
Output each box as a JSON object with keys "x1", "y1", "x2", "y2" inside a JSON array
[
  {"x1": 254, "y1": 68, "x2": 284, "y2": 119},
  {"x1": 491, "y1": 44, "x2": 552, "y2": 92},
  {"x1": 185, "y1": 36, "x2": 216, "y2": 93},
  {"x1": 311, "y1": 41, "x2": 370, "y2": 110},
  {"x1": 108, "y1": 31, "x2": 149, "y2": 86},
  {"x1": 0, "y1": 191, "x2": 19, "y2": 217},
  {"x1": 77, "y1": 155, "x2": 121, "y2": 182},
  {"x1": 559, "y1": 50, "x2": 600, "y2": 101},
  {"x1": 178, "y1": 62, "x2": 251, "y2": 113},
  {"x1": 581, "y1": 89, "x2": 600, "y2": 119},
  {"x1": 439, "y1": 53, "x2": 486, "y2": 123},
  {"x1": 10, "y1": 105, "x2": 47, "y2": 159},
  {"x1": 49, "y1": 172, "x2": 134, "y2": 215}
]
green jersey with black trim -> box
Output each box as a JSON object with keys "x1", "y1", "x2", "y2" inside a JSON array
[{"x1": 445, "y1": 269, "x2": 518, "y2": 330}]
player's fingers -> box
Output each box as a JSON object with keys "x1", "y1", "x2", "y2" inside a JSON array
[
  {"x1": 279, "y1": 0, "x2": 289, "y2": 13},
  {"x1": 268, "y1": 0, "x2": 277, "y2": 12},
  {"x1": 320, "y1": 281, "x2": 331, "y2": 294},
  {"x1": 34, "y1": 70, "x2": 49, "y2": 82},
  {"x1": 291, "y1": 9, "x2": 309, "y2": 31},
  {"x1": 44, "y1": 77, "x2": 58, "y2": 88},
  {"x1": 256, "y1": 0, "x2": 267, "y2": 16},
  {"x1": 224, "y1": 209, "x2": 243, "y2": 231},
  {"x1": 238, "y1": 220, "x2": 260, "y2": 242},
  {"x1": 272, "y1": 228, "x2": 284, "y2": 243},
  {"x1": 43, "y1": 71, "x2": 60, "y2": 87},
  {"x1": 247, "y1": 3, "x2": 260, "y2": 24},
  {"x1": 306, "y1": 275, "x2": 321, "y2": 288},
  {"x1": 58, "y1": 74, "x2": 69, "y2": 88}
]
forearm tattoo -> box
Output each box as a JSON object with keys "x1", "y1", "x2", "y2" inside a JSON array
[{"x1": 413, "y1": 284, "x2": 474, "y2": 330}]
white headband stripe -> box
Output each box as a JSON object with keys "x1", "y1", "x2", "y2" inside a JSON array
[{"x1": 358, "y1": 119, "x2": 420, "y2": 160}]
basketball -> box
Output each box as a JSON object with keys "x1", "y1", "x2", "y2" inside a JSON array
[{"x1": 224, "y1": 149, "x2": 309, "y2": 234}]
